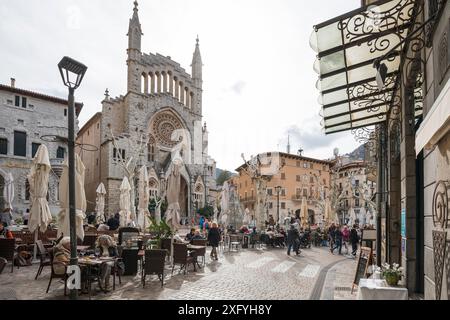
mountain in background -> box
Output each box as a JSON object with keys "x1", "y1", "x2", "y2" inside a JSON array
[
  {"x1": 345, "y1": 144, "x2": 366, "y2": 161},
  {"x1": 215, "y1": 168, "x2": 236, "y2": 186}
]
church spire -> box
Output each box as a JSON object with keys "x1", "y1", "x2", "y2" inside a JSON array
[
  {"x1": 191, "y1": 35, "x2": 203, "y2": 83},
  {"x1": 127, "y1": 0, "x2": 143, "y2": 52}
]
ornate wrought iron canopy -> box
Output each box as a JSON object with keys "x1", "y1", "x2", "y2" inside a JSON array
[{"x1": 310, "y1": 0, "x2": 420, "y2": 134}]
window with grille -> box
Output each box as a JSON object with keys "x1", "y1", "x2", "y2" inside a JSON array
[
  {"x1": 281, "y1": 202, "x2": 286, "y2": 209},
  {"x1": 14, "y1": 131, "x2": 27, "y2": 157},
  {"x1": 281, "y1": 173, "x2": 286, "y2": 180},
  {"x1": 0, "y1": 138, "x2": 7, "y2": 155},
  {"x1": 296, "y1": 175, "x2": 300, "y2": 182},
  {"x1": 267, "y1": 188, "x2": 273, "y2": 196},
  {"x1": 57, "y1": 147, "x2": 65, "y2": 159}
]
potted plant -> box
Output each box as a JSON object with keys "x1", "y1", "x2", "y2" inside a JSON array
[
  {"x1": 147, "y1": 217, "x2": 173, "y2": 249},
  {"x1": 379, "y1": 263, "x2": 403, "y2": 286}
]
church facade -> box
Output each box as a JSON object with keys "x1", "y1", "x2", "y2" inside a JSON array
[{"x1": 77, "y1": 2, "x2": 216, "y2": 219}]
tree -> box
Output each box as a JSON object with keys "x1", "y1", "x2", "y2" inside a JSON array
[{"x1": 216, "y1": 170, "x2": 232, "y2": 186}]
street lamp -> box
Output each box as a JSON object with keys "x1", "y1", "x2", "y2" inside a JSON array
[
  {"x1": 275, "y1": 186, "x2": 282, "y2": 225},
  {"x1": 58, "y1": 56, "x2": 87, "y2": 300}
]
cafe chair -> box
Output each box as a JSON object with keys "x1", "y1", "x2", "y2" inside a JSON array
[
  {"x1": 0, "y1": 238, "x2": 16, "y2": 273},
  {"x1": 35, "y1": 240, "x2": 52, "y2": 280},
  {"x1": 191, "y1": 239, "x2": 207, "y2": 267},
  {"x1": 172, "y1": 243, "x2": 196, "y2": 275},
  {"x1": 46, "y1": 248, "x2": 68, "y2": 296},
  {"x1": 0, "y1": 257, "x2": 7, "y2": 274},
  {"x1": 142, "y1": 249, "x2": 167, "y2": 288}
]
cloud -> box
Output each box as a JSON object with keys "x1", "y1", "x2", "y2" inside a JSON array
[
  {"x1": 230, "y1": 81, "x2": 246, "y2": 95},
  {"x1": 279, "y1": 123, "x2": 348, "y2": 155}
]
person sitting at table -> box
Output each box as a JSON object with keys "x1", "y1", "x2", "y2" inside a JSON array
[
  {"x1": 107, "y1": 213, "x2": 121, "y2": 231},
  {"x1": 185, "y1": 228, "x2": 196, "y2": 242},
  {"x1": 53, "y1": 237, "x2": 71, "y2": 275},
  {"x1": 0, "y1": 222, "x2": 13, "y2": 239},
  {"x1": 96, "y1": 235, "x2": 121, "y2": 291},
  {"x1": 97, "y1": 223, "x2": 110, "y2": 232},
  {"x1": 265, "y1": 227, "x2": 276, "y2": 247},
  {"x1": 191, "y1": 230, "x2": 205, "y2": 241},
  {"x1": 239, "y1": 225, "x2": 250, "y2": 234}
]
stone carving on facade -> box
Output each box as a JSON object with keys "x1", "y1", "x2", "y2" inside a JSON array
[{"x1": 432, "y1": 180, "x2": 450, "y2": 300}]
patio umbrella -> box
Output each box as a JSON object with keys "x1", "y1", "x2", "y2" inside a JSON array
[
  {"x1": 301, "y1": 196, "x2": 308, "y2": 227},
  {"x1": 95, "y1": 183, "x2": 106, "y2": 224},
  {"x1": 137, "y1": 166, "x2": 151, "y2": 231},
  {"x1": 3, "y1": 172, "x2": 14, "y2": 212},
  {"x1": 27, "y1": 145, "x2": 52, "y2": 261},
  {"x1": 119, "y1": 177, "x2": 132, "y2": 228},
  {"x1": 165, "y1": 162, "x2": 182, "y2": 232},
  {"x1": 242, "y1": 207, "x2": 251, "y2": 225},
  {"x1": 219, "y1": 181, "x2": 229, "y2": 227},
  {"x1": 57, "y1": 154, "x2": 87, "y2": 240}
]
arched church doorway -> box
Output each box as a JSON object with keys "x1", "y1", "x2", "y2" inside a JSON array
[
  {"x1": 308, "y1": 209, "x2": 315, "y2": 225},
  {"x1": 179, "y1": 176, "x2": 189, "y2": 219},
  {"x1": 295, "y1": 209, "x2": 300, "y2": 219}
]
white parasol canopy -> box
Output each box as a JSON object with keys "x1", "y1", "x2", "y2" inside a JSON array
[
  {"x1": 137, "y1": 166, "x2": 151, "y2": 231},
  {"x1": 219, "y1": 181, "x2": 230, "y2": 226},
  {"x1": 3, "y1": 172, "x2": 14, "y2": 212},
  {"x1": 95, "y1": 183, "x2": 106, "y2": 224},
  {"x1": 165, "y1": 162, "x2": 182, "y2": 232},
  {"x1": 57, "y1": 154, "x2": 87, "y2": 240},
  {"x1": 242, "y1": 207, "x2": 251, "y2": 225},
  {"x1": 28, "y1": 145, "x2": 52, "y2": 234},
  {"x1": 119, "y1": 177, "x2": 132, "y2": 228},
  {"x1": 301, "y1": 196, "x2": 308, "y2": 227}
]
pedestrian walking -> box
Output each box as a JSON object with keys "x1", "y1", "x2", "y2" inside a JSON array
[
  {"x1": 342, "y1": 225, "x2": 350, "y2": 254},
  {"x1": 286, "y1": 224, "x2": 300, "y2": 256},
  {"x1": 208, "y1": 222, "x2": 221, "y2": 261},
  {"x1": 331, "y1": 225, "x2": 343, "y2": 254},
  {"x1": 328, "y1": 223, "x2": 336, "y2": 251},
  {"x1": 350, "y1": 224, "x2": 359, "y2": 257}
]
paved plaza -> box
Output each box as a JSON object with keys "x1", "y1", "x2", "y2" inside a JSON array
[{"x1": 0, "y1": 246, "x2": 357, "y2": 300}]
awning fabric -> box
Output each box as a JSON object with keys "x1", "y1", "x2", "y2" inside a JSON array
[{"x1": 310, "y1": 0, "x2": 417, "y2": 134}]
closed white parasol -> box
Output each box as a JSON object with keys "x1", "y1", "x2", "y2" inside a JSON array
[
  {"x1": 57, "y1": 154, "x2": 87, "y2": 240},
  {"x1": 119, "y1": 177, "x2": 132, "y2": 228},
  {"x1": 95, "y1": 183, "x2": 107, "y2": 224}
]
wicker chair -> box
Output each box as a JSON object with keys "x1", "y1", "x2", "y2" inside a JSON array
[
  {"x1": 172, "y1": 243, "x2": 196, "y2": 275},
  {"x1": 35, "y1": 240, "x2": 51, "y2": 280},
  {"x1": 0, "y1": 239, "x2": 16, "y2": 273},
  {"x1": 82, "y1": 234, "x2": 98, "y2": 249},
  {"x1": 46, "y1": 248, "x2": 68, "y2": 296},
  {"x1": 142, "y1": 249, "x2": 167, "y2": 287},
  {"x1": 191, "y1": 239, "x2": 207, "y2": 267}
]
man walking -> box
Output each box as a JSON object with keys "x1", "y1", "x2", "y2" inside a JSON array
[
  {"x1": 287, "y1": 224, "x2": 300, "y2": 256},
  {"x1": 350, "y1": 224, "x2": 359, "y2": 257},
  {"x1": 331, "y1": 225, "x2": 343, "y2": 254}
]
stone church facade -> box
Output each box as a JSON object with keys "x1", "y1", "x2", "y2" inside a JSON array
[{"x1": 77, "y1": 2, "x2": 216, "y2": 219}]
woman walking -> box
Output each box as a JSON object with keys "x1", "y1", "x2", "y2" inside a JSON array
[{"x1": 208, "y1": 222, "x2": 221, "y2": 261}]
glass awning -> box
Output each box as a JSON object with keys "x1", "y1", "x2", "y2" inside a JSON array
[{"x1": 310, "y1": 0, "x2": 418, "y2": 134}]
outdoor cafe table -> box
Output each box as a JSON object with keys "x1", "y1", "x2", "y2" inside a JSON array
[
  {"x1": 357, "y1": 279, "x2": 408, "y2": 300},
  {"x1": 78, "y1": 256, "x2": 117, "y2": 296},
  {"x1": 187, "y1": 245, "x2": 206, "y2": 268}
]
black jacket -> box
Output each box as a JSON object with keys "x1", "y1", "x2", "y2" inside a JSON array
[
  {"x1": 207, "y1": 228, "x2": 221, "y2": 247},
  {"x1": 350, "y1": 229, "x2": 359, "y2": 243},
  {"x1": 287, "y1": 228, "x2": 300, "y2": 245}
]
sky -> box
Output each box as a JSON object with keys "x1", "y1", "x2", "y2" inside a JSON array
[{"x1": 0, "y1": 0, "x2": 362, "y2": 172}]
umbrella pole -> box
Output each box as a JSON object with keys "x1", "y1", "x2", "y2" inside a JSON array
[{"x1": 170, "y1": 235, "x2": 174, "y2": 265}]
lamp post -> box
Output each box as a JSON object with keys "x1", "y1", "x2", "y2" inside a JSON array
[
  {"x1": 275, "y1": 186, "x2": 282, "y2": 225},
  {"x1": 58, "y1": 56, "x2": 87, "y2": 300}
]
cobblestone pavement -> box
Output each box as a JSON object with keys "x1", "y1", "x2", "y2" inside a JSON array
[{"x1": 0, "y1": 246, "x2": 357, "y2": 300}]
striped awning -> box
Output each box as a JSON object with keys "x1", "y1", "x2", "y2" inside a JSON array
[{"x1": 310, "y1": 0, "x2": 418, "y2": 134}]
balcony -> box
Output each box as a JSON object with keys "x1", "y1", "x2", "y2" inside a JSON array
[
  {"x1": 241, "y1": 196, "x2": 256, "y2": 203},
  {"x1": 50, "y1": 158, "x2": 65, "y2": 177}
]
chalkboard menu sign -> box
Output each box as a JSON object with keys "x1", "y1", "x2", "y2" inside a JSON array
[{"x1": 351, "y1": 247, "x2": 373, "y2": 293}]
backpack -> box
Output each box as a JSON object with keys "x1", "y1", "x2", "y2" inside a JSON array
[{"x1": 14, "y1": 251, "x2": 32, "y2": 266}]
